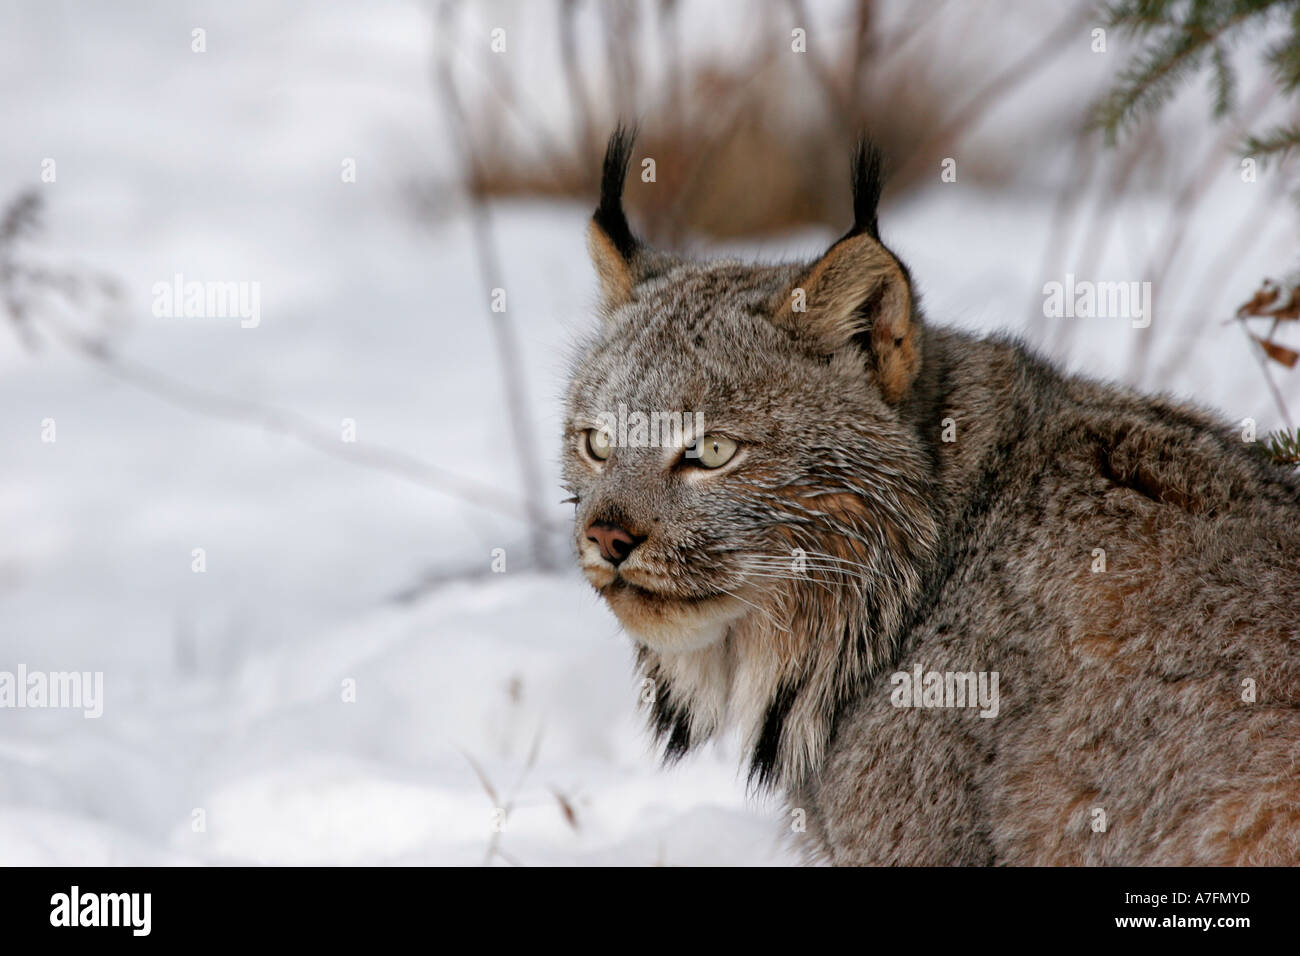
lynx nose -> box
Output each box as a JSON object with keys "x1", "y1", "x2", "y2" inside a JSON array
[{"x1": 586, "y1": 521, "x2": 644, "y2": 566}]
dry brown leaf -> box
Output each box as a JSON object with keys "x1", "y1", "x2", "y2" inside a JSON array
[
  {"x1": 551, "y1": 787, "x2": 579, "y2": 831},
  {"x1": 1254, "y1": 335, "x2": 1300, "y2": 368},
  {"x1": 1268, "y1": 285, "x2": 1300, "y2": 321},
  {"x1": 1237, "y1": 280, "x2": 1280, "y2": 317}
]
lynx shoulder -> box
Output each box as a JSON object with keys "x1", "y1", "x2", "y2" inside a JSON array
[{"x1": 562, "y1": 126, "x2": 1300, "y2": 866}]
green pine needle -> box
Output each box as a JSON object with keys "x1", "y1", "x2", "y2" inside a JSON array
[{"x1": 1263, "y1": 426, "x2": 1300, "y2": 466}]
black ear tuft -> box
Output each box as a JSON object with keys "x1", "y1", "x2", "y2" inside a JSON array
[
  {"x1": 593, "y1": 124, "x2": 639, "y2": 260},
  {"x1": 844, "y1": 137, "x2": 884, "y2": 242}
]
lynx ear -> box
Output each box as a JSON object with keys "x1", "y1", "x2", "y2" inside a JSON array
[
  {"x1": 588, "y1": 124, "x2": 640, "y2": 313},
  {"x1": 771, "y1": 140, "x2": 920, "y2": 403}
]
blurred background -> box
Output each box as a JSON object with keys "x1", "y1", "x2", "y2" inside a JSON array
[{"x1": 1, "y1": 0, "x2": 1297, "y2": 865}]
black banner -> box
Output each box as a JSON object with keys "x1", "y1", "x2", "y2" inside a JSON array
[{"x1": 0, "y1": 866, "x2": 1283, "y2": 942}]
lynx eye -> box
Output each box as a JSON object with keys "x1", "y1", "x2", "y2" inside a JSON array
[
  {"x1": 585, "y1": 427, "x2": 613, "y2": 461},
  {"x1": 691, "y1": 435, "x2": 738, "y2": 469}
]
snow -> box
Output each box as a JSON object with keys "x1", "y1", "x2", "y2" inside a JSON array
[{"x1": 1, "y1": 0, "x2": 1295, "y2": 866}]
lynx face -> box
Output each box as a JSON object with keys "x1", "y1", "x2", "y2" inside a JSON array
[
  {"x1": 563, "y1": 127, "x2": 938, "y2": 784},
  {"x1": 563, "y1": 260, "x2": 912, "y2": 652}
]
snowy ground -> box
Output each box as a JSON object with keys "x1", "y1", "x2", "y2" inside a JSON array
[{"x1": 1, "y1": 1, "x2": 1295, "y2": 866}]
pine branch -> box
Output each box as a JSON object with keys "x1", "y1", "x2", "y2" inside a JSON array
[
  {"x1": 1210, "y1": 40, "x2": 1237, "y2": 116},
  {"x1": 1266, "y1": 5, "x2": 1300, "y2": 91},
  {"x1": 1094, "y1": 0, "x2": 1300, "y2": 198},
  {"x1": 1243, "y1": 120, "x2": 1300, "y2": 164},
  {"x1": 1092, "y1": 1, "x2": 1275, "y2": 140},
  {"x1": 1093, "y1": 23, "x2": 1216, "y2": 141}
]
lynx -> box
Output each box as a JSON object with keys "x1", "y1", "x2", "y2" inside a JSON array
[{"x1": 561, "y1": 127, "x2": 1300, "y2": 865}]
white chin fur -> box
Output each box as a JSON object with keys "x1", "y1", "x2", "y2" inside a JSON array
[{"x1": 622, "y1": 613, "x2": 733, "y2": 653}]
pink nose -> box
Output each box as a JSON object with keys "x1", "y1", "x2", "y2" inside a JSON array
[{"x1": 586, "y1": 521, "x2": 643, "y2": 565}]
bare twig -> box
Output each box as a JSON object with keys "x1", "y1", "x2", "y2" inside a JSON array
[
  {"x1": 879, "y1": 0, "x2": 947, "y2": 61},
  {"x1": 602, "y1": 0, "x2": 641, "y2": 122},
  {"x1": 462, "y1": 723, "x2": 545, "y2": 867},
  {"x1": 1026, "y1": 118, "x2": 1103, "y2": 353},
  {"x1": 1052, "y1": 122, "x2": 1162, "y2": 358},
  {"x1": 894, "y1": 5, "x2": 1091, "y2": 185},
  {"x1": 784, "y1": 0, "x2": 857, "y2": 136},
  {"x1": 1125, "y1": 79, "x2": 1276, "y2": 385},
  {"x1": 559, "y1": 0, "x2": 598, "y2": 177},
  {"x1": 0, "y1": 191, "x2": 557, "y2": 539},
  {"x1": 1236, "y1": 316, "x2": 1294, "y2": 430},
  {"x1": 656, "y1": 0, "x2": 684, "y2": 141},
  {"x1": 462, "y1": 750, "x2": 501, "y2": 806},
  {"x1": 1154, "y1": 175, "x2": 1289, "y2": 382},
  {"x1": 435, "y1": 0, "x2": 555, "y2": 569},
  {"x1": 35, "y1": 310, "x2": 551, "y2": 529}
]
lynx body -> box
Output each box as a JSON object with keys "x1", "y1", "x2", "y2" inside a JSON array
[{"x1": 562, "y1": 128, "x2": 1300, "y2": 865}]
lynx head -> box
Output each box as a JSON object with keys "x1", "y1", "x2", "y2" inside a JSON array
[{"x1": 562, "y1": 126, "x2": 940, "y2": 785}]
